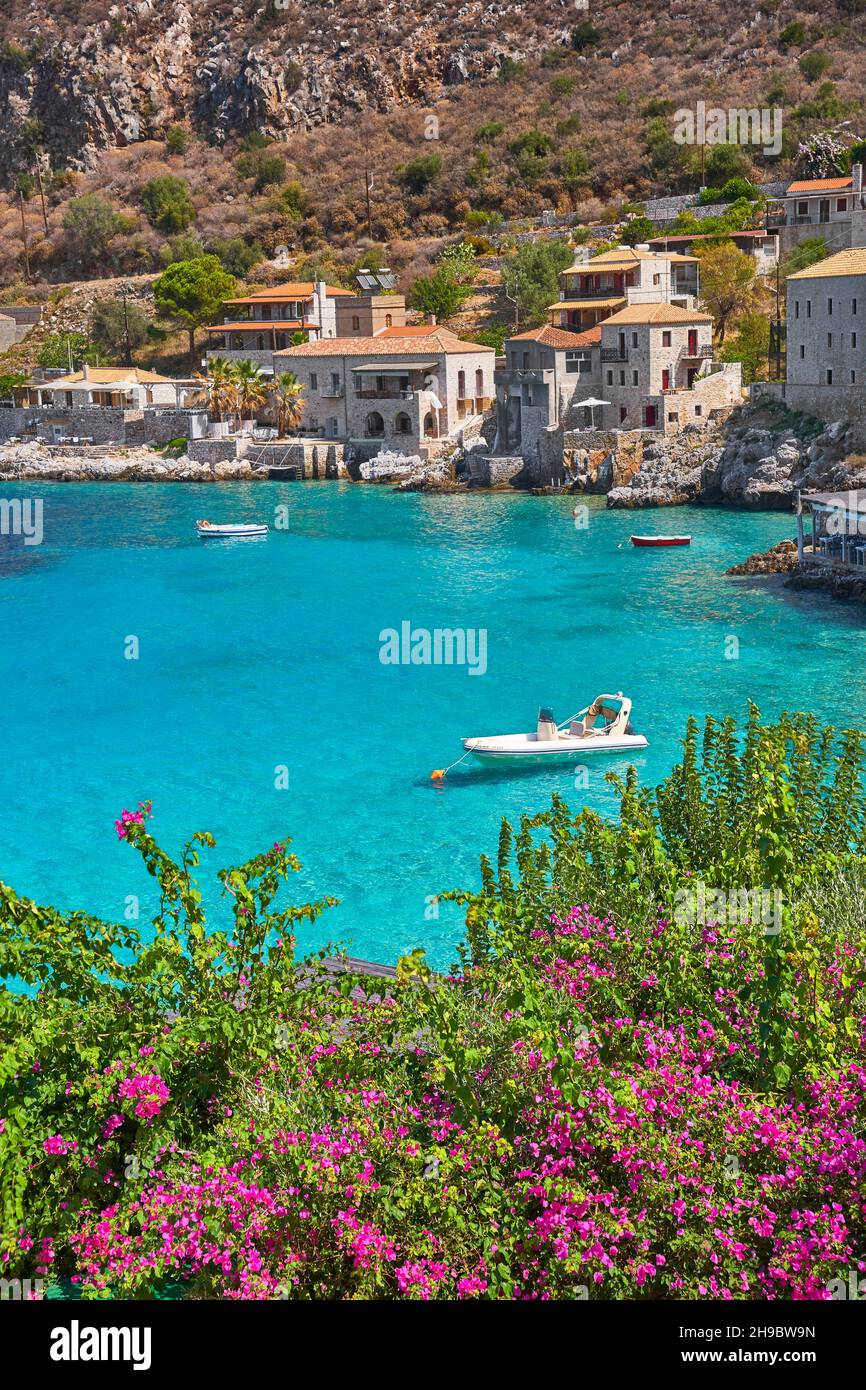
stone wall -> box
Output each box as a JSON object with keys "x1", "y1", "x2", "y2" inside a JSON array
[
  {"x1": 562, "y1": 428, "x2": 645, "y2": 493},
  {"x1": 751, "y1": 381, "x2": 866, "y2": 448},
  {"x1": 187, "y1": 437, "x2": 249, "y2": 465},
  {"x1": 245, "y1": 440, "x2": 347, "y2": 479},
  {"x1": 143, "y1": 408, "x2": 209, "y2": 445},
  {"x1": 467, "y1": 454, "x2": 527, "y2": 488},
  {"x1": 0, "y1": 405, "x2": 141, "y2": 444}
]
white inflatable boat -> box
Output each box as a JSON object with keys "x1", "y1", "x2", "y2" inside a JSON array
[
  {"x1": 196, "y1": 520, "x2": 269, "y2": 539},
  {"x1": 462, "y1": 693, "x2": 648, "y2": 766}
]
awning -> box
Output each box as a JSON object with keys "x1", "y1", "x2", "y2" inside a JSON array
[{"x1": 352, "y1": 362, "x2": 438, "y2": 372}]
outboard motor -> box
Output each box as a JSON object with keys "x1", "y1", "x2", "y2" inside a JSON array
[{"x1": 537, "y1": 707, "x2": 558, "y2": 741}]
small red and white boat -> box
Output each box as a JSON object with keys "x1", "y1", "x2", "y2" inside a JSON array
[{"x1": 630, "y1": 535, "x2": 691, "y2": 548}]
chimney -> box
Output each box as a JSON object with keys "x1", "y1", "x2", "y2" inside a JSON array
[
  {"x1": 853, "y1": 163, "x2": 863, "y2": 195},
  {"x1": 83, "y1": 362, "x2": 91, "y2": 380},
  {"x1": 427, "y1": 313, "x2": 437, "y2": 326}
]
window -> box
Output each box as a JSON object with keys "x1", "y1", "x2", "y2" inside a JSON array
[
  {"x1": 853, "y1": 333, "x2": 858, "y2": 350},
  {"x1": 351, "y1": 315, "x2": 360, "y2": 331},
  {"x1": 828, "y1": 298, "x2": 833, "y2": 315},
  {"x1": 619, "y1": 370, "x2": 626, "y2": 385},
  {"x1": 521, "y1": 353, "x2": 529, "y2": 370},
  {"x1": 797, "y1": 201, "x2": 808, "y2": 216},
  {"x1": 799, "y1": 345, "x2": 805, "y2": 359},
  {"x1": 475, "y1": 367, "x2": 484, "y2": 396},
  {"x1": 458, "y1": 369, "x2": 466, "y2": 398},
  {"x1": 310, "y1": 372, "x2": 318, "y2": 390},
  {"x1": 668, "y1": 412, "x2": 678, "y2": 424},
  {"x1": 852, "y1": 371, "x2": 857, "y2": 385},
  {"x1": 837, "y1": 198, "x2": 848, "y2": 212},
  {"x1": 827, "y1": 369, "x2": 833, "y2": 385},
  {"x1": 619, "y1": 406, "x2": 627, "y2": 422},
  {"x1": 385, "y1": 314, "x2": 393, "y2": 328},
  {"x1": 662, "y1": 331, "x2": 672, "y2": 347},
  {"x1": 853, "y1": 300, "x2": 858, "y2": 315},
  {"x1": 807, "y1": 300, "x2": 812, "y2": 318},
  {"x1": 394, "y1": 412, "x2": 412, "y2": 435},
  {"x1": 565, "y1": 350, "x2": 589, "y2": 374},
  {"x1": 632, "y1": 370, "x2": 639, "y2": 386},
  {"x1": 694, "y1": 404, "x2": 702, "y2": 416},
  {"x1": 653, "y1": 274, "x2": 660, "y2": 286},
  {"x1": 828, "y1": 332, "x2": 833, "y2": 348},
  {"x1": 795, "y1": 302, "x2": 800, "y2": 319},
  {"x1": 632, "y1": 332, "x2": 638, "y2": 348},
  {"x1": 328, "y1": 417, "x2": 338, "y2": 435},
  {"x1": 607, "y1": 370, "x2": 613, "y2": 386}
]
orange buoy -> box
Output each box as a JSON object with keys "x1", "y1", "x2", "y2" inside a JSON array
[{"x1": 431, "y1": 769, "x2": 446, "y2": 780}]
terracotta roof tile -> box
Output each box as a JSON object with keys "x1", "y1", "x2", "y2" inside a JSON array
[
  {"x1": 274, "y1": 328, "x2": 494, "y2": 358},
  {"x1": 601, "y1": 303, "x2": 713, "y2": 326},
  {"x1": 510, "y1": 324, "x2": 601, "y2": 348},
  {"x1": 786, "y1": 176, "x2": 853, "y2": 194},
  {"x1": 787, "y1": 248, "x2": 866, "y2": 280}
]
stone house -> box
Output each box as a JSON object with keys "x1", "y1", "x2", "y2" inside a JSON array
[
  {"x1": 647, "y1": 229, "x2": 780, "y2": 275},
  {"x1": 273, "y1": 327, "x2": 495, "y2": 458},
  {"x1": 765, "y1": 166, "x2": 866, "y2": 255},
  {"x1": 334, "y1": 293, "x2": 406, "y2": 338},
  {"x1": 598, "y1": 303, "x2": 742, "y2": 433},
  {"x1": 774, "y1": 247, "x2": 866, "y2": 432},
  {"x1": 549, "y1": 245, "x2": 700, "y2": 333},
  {"x1": 2, "y1": 367, "x2": 202, "y2": 445},
  {"x1": 205, "y1": 280, "x2": 352, "y2": 370},
  {"x1": 492, "y1": 324, "x2": 602, "y2": 455}
]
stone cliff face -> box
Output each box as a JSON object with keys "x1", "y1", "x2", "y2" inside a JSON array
[
  {"x1": 0, "y1": 0, "x2": 572, "y2": 182},
  {"x1": 606, "y1": 407, "x2": 866, "y2": 512}
]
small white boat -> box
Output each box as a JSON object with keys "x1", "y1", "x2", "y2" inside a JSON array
[
  {"x1": 196, "y1": 520, "x2": 269, "y2": 539},
  {"x1": 462, "y1": 692, "x2": 648, "y2": 766}
]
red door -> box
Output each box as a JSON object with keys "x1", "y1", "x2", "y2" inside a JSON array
[
  {"x1": 662, "y1": 368, "x2": 670, "y2": 391},
  {"x1": 644, "y1": 405, "x2": 657, "y2": 428},
  {"x1": 688, "y1": 330, "x2": 698, "y2": 356}
]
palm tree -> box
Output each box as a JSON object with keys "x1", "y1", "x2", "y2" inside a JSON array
[
  {"x1": 231, "y1": 360, "x2": 268, "y2": 426},
  {"x1": 271, "y1": 371, "x2": 305, "y2": 437},
  {"x1": 195, "y1": 356, "x2": 237, "y2": 423}
]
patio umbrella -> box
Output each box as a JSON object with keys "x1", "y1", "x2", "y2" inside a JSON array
[{"x1": 574, "y1": 396, "x2": 611, "y2": 429}]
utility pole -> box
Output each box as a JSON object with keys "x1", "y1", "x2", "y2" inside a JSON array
[
  {"x1": 120, "y1": 282, "x2": 134, "y2": 366},
  {"x1": 18, "y1": 191, "x2": 31, "y2": 280},
  {"x1": 364, "y1": 169, "x2": 373, "y2": 241},
  {"x1": 34, "y1": 160, "x2": 49, "y2": 234}
]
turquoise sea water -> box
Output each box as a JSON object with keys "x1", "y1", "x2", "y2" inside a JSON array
[{"x1": 1, "y1": 481, "x2": 864, "y2": 968}]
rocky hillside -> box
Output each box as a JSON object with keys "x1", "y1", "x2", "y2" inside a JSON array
[
  {"x1": 0, "y1": 1, "x2": 861, "y2": 246},
  {"x1": 1, "y1": 1, "x2": 865, "y2": 196}
]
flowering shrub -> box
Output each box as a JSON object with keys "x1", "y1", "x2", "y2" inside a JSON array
[{"x1": 1, "y1": 708, "x2": 865, "y2": 1299}]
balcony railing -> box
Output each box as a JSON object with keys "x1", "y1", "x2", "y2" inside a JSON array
[
  {"x1": 680, "y1": 343, "x2": 713, "y2": 360},
  {"x1": 601, "y1": 347, "x2": 629, "y2": 363},
  {"x1": 320, "y1": 385, "x2": 344, "y2": 397}
]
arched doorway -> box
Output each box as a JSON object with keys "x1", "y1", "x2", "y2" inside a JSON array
[
  {"x1": 423, "y1": 412, "x2": 436, "y2": 438},
  {"x1": 365, "y1": 411, "x2": 385, "y2": 437},
  {"x1": 394, "y1": 412, "x2": 412, "y2": 435}
]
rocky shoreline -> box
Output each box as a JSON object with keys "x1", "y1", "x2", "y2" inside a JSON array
[
  {"x1": 726, "y1": 539, "x2": 798, "y2": 577},
  {"x1": 607, "y1": 403, "x2": 866, "y2": 512},
  {"x1": 0, "y1": 442, "x2": 258, "y2": 483}
]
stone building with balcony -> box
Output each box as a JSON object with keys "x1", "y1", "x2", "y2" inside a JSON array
[
  {"x1": 598, "y1": 303, "x2": 742, "y2": 434},
  {"x1": 492, "y1": 324, "x2": 602, "y2": 457},
  {"x1": 765, "y1": 165, "x2": 866, "y2": 255},
  {"x1": 272, "y1": 328, "x2": 495, "y2": 459},
  {"x1": 548, "y1": 245, "x2": 700, "y2": 333},
  {"x1": 205, "y1": 280, "x2": 353, "y2": 371}
]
